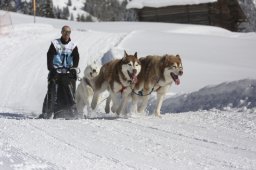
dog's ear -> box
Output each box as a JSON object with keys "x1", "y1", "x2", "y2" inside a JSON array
[
  {"x1": 176, "y1": 54, "x2": 180, "y2": 59},
  {"x1": 160, "y1": 55, "x2": 167, "y2": 68},
  {"x1": 134, "y1": 52, "x2": 137, "y2": 58},
  {"x1": 124, "y1": 50, "x2": 128, "y2": 57}
]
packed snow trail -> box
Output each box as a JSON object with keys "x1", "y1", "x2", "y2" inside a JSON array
[{"x1": 0, "y1": 112, "x2": 255, "y2": 170}]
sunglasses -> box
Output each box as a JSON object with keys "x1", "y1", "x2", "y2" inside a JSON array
[{"x1": 62, "y1": 30, "x2": 71, "y2": 35}]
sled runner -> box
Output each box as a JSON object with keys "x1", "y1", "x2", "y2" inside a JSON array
[{"x1": 39, "y1": 68, "x2": 80, "y2": 119}]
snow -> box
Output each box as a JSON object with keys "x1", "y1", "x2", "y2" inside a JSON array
[
  {"x1": 156, "y1": 79, "x2": 256, "y2": 113},
  {"x1": 127, "y1": 0, "x2": 217, "y2": 9},
  {"x1": 0, "y1": 10, "x2": 256, "y2": 169}
]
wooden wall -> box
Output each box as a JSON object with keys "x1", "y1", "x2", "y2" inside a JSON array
[{"x1": 136, "y1": 0, "x2": 246, "y2": 31}]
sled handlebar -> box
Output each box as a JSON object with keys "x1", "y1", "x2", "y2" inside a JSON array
[{"x1": 55, "y1": 67, "x2": 80, "y2": 74}]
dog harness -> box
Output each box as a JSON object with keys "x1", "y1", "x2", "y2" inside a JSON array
[
  {"x1": 83, "y1": 77, "x2": 92, "y2": 88},
  {"x1": 132, "y1": 77, "x2": 160, "y2": 96},
  {"x1": 119, "y1": 80, "x2": 133, "y2": 94},
  {"x1": 52, "y1": 39, "x2": 76, "y2": 69},
  {"x1": 119, "y1": 86, "x2": 127, "y2": 94}
]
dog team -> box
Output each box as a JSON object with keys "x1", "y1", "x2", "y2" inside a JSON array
[{"x1": 76, "y1": 51, "x2": 183, "y2": 118}]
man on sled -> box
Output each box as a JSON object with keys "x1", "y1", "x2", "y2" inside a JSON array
[{"x1": 39, "y1": 25, "x2": 80, "y2": 119}]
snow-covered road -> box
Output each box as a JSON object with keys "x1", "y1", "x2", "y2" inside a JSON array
[{"x1": 1, "y1": 112, "x2": 255, "y2": 170}]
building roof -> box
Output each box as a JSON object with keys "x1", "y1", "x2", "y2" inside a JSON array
[{"x1": 126, "y1": 0, "x2": 218, "y2": 9}]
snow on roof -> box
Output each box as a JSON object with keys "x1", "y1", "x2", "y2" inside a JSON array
[{"x1": 126, "y1": 0, "x2": 218, "y2": 9}]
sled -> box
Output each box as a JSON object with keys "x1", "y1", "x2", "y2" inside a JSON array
[{"x1": 39, "y1": 69, "x2": 80, "y2": 119}]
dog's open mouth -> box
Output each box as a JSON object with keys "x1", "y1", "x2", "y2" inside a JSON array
[
  {"x1": 90, "y1": 72, "x2": 96, "y2": 78},
  {"x1": 171, "y1": 73, "x2": 180, "y2": 85},
  {"x1": 128, "y1": 71, "x2": 138, "y2": 83}
]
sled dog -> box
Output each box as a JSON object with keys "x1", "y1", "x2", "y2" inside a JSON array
[
  {"x1": 91, "y1": 51, "x2": 141, "y2": 115},
  {"x1": 132, "y1": 54, "x2": 183, "y2": 117},
  {"x1": 76, "y1": 62, "x2": 100, "y2": 115}
]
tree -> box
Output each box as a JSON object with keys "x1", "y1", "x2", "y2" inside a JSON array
[
  {"x1": 85, "y1": 15, "x2": 93, "y2": 22},
  {"x1": 62, "y1": 6, "x2": 70, "y2": 19},
  {"x1": 0, "y1": 0, "x2": 16, "y2": 11},
  {"x1": 70, "y1": 13, "x2": 74, "y2": 21},
  {"x1": 54, "y1": 6, "x2": 62, "y2": 19},
  {"x1": 41, "y1": 0, "x2": 54, "y2": 18},
  {"x1": 15, "y1": 0, "x2": 22, "y2": 12},
  {"x1": 67, "y1": 0, "x2": 72, "y2": 6},
  {"x1": 21, "y1": 1, "x2": 32, "y2": 15},
  {"x1": 80, "y1": 14, "x2": 86, "y2": 21},
  {"x1": 83, "y1": 0, "x2": 137, "y2": 21},
  {"x1": 76, "y1": 14, "x2": 81, "y2": 21}
]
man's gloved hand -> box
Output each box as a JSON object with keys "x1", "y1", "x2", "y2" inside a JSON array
[{"x1": 70, "y1": 68, "x2": 78, "y2": 80}]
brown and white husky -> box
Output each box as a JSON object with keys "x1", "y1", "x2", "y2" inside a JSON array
[
  {"x1": 91, "y1": 51, "x2": 141, "y2": 116},
  {"x1": 132, "y1": 54, "x2": 183, "y2": 117}
]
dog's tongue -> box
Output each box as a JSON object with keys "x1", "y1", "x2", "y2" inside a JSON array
[
  {"x1": 131, "y1": 73, "x2": 138, "y2": 83},
  {"x1": 175, "y1": 78, "x2": 180, "y2": 85},
  {"x1": 171, "y1": 73, "x2": 180, "y2": 85}
]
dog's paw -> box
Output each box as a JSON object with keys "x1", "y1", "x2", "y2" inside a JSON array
[
  {"x1": 119, "y1": 114, "x2": 129, "y2": 119},
  {"x1": 111, "y1": 106, "x2": 117, "y2": 113},
  {"x1": 154, "y1": 113, "x2": 162, "y2": 118},
  {"x1": 91, "y1": 102, "x2": 96, "y2": 110},
  {"x1": 138, "y1": 104, "x2": 148, "y2": 113}
]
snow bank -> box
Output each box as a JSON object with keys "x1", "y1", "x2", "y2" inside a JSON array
[{"x1": 152, "y1": 79, "x2": 256, "y2": 113}]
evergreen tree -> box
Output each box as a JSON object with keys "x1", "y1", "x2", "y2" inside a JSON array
[
  {"x1": 70, "y1": 13, "x2": 74, "y2": 21},
  {"x1": 0, "y1": 0, "x2": 16, "y2": 11},
  {"x1": 62, "y1": 6, "x2": 70, "y2": 19},
  {"x1": 83, "y1": 0, "x2": 137, "y2": 21},
  {"x1": 67, "y1": 0, "x2": 72, "y2": 6},
  {"x1": 80, "y1": 14, "x2": 86, "y2": 22},
  {"x1": 21, "y1": 1, "x2": 32, "y2": 15},
  {"x1": 76, "y1": 14, "x2": 81, "y2": 21},
  {"x1": 54, "y1": 6, "x2": 62, "y2": 19},
  {"x1": 85, "y1": 15, "x2": 93, "y2": 22},
  {"x1": 39, "y1": 0, "x2": 54, "y2": 18},
  {"x1": 15, "y1": 0, "x2": 22, "y2": 12}
]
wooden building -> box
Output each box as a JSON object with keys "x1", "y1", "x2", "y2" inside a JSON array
[{"x1": 131, "y1": 0, "x2": 246, "y2": 32}]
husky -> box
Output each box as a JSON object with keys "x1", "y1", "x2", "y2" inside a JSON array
[
  {"x1": 91, "y1": 51, "x2": 141, "y2": 116},
  {"x1": 76, "y1": 62, "x2": 100, "y2": 116},
  {"x1": 132, "y1": 54, "x2": 183, "y2": 117}
]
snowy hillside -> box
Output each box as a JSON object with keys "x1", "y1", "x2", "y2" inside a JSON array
[
  {"x1": 0, "y1": 11, "x2": 256, "y2": 169},
  {"x1": 52, "y1": 0, "x2": 92, "y2": 21}
]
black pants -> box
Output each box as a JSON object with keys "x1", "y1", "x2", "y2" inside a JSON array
[{"x1": 41, "y1": 71, "x2": 77, "y2": 119}]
